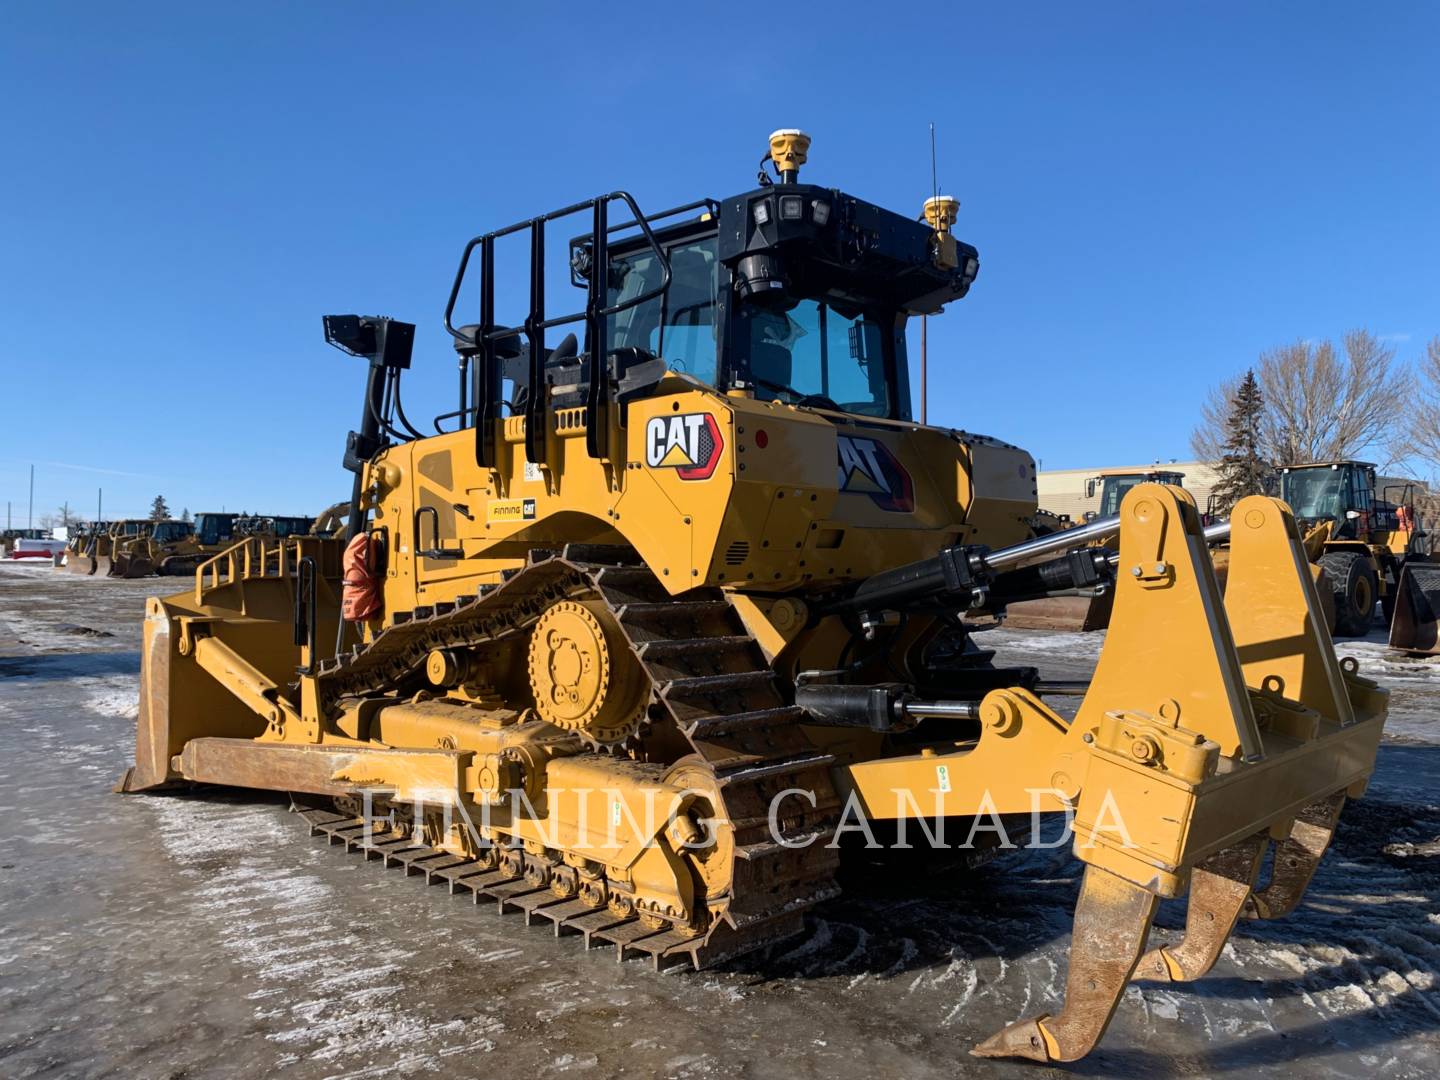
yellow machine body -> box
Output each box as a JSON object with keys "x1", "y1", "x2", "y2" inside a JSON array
[{"x1": 367, "y1": 385, "x2": 1033, "y2": 617}]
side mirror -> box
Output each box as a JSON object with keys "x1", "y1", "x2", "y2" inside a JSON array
[{"x1": 1085, "y1": 479, "x2": 1097, "y2": 499}]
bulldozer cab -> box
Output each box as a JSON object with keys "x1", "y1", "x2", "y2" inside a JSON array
[
  {"x1": 108, "y1": 520, "x2": 152, "y2": 541},
  {"x1": 439, "y1": 130, "x2": 980, "y2": 478},
  {"x1": 149, "y1": 520, "x2": 194, "y2": 544},
  {"x1": 594, "y1": 217, "x2": 910, "y2": 419},
  {"x1": 269, "y1": 515, "x2": 316, "y2": 538},
  {"x1": 193, "y1": 512, "x2": 239, "y2": 547}
]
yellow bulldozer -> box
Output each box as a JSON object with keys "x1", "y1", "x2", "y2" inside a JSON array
[
  {"x1": 118, "y1": 132, "x2": 1387, "y2": 1062},
  {"x1": 111, "y1": 512, "x2": 325, "y2": 578},
  {"x1": 61, "y1": 518, "x2": 151, "y2": 576}
]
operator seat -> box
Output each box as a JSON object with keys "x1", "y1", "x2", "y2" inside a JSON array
[{"x1": 750, "y1": 340, "x2": 793, "y2": 394}]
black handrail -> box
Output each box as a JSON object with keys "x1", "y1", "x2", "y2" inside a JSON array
[
  {"x1": 441, "y1": 191, "x2": 674, "y2": 469},
  {"x1": 414, "y1": 505, "x2": 464, "y2": 560}
]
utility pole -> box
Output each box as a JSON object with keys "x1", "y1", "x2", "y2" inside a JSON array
[
  {"x1": 98, "y1": 488, "x2": 103, "y2": 523},
  {"x1": 28, "y1": 464, "x2": 34, "y2": 530}
]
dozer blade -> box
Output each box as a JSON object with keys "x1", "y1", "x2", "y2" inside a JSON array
[
  {"x1": 63, "y1": 553, "x2": 98, "y2": 575},
  {"x1": 973, "y1": 487, "x2": 1386, "y2": 1062},
  {"x1": 1003, "y1": 590, "x2": 1112, "y2": 632},
  {"x1": 113, "y1": 555, "x2": 156, "y2": 578},
  {"x1": 1388, "y1": 561, "x2": 1440, "y2": 654}
]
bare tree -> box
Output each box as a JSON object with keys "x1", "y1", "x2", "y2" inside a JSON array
[
  {"x1": 1189, "y1": 374, "x2": 1242, "y2": 462},
  {"x1": 1257, "y1": 330, "x2": 1410, "y2": 466},
  {"x1": 1193, "y1": 330, "x2": 1411, "y2": 469},
  {"x1": 1407, "y1": 336, "x2": 1440, "y2": 471}
]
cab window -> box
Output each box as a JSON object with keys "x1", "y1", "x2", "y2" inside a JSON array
[
  {"x1": 746, "y1": 301, "x2": 890, "y2": 416},
  {"x1": 608, "y1": 236, "x2": 718, "y2": 384}
]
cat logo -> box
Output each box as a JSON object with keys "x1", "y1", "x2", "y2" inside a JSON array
[
  {"x1": 837, "y1": 434, "x2": 914, "y2": 512},
  {"x1": 645, "y1": 413, "x2": 724, "y2": 480}
]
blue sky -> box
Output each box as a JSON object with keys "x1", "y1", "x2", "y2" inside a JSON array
[{"x1": 2, "y1": 2, "x2": 1436, "y2": 524}]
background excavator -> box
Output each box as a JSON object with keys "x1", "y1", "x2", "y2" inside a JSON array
[{"x1": 118, "y1": 131, "x2": 1386, "y2": 1063}]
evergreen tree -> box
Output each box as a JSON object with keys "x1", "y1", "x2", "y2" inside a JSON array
[
  {"x1": 181, "y1": 507, "x2": 192, "y2": 523},
  {"x1": 149, "y1": 495, "x2": 171, "y2": 521},
  {"x1": 1210, "y1": 370, "x2": 1268, "y2": 516}
]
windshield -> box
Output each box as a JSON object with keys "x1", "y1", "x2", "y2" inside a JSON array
[
  {"x1": 608, "y1": 236, "x2": 718, "y2": 384},
  {"x1": 1099, "y1": 477, "x2": 1145, "y2": 517},
  {"x1": 271, "y1": 517, "x2": 311, "y2": 537},
  {"x1": 152, "y1": 522, "x2": 193, "y2": 542},
  {"x1": 746, "y1": 301, "x2": 890, "y2": 416},
  {"x1": 195, "y1": 514, "x2": 235, "y2": 546},
  {"x1": 1281, "y1": 469, "x2": 1346, "y2": 520},
  {"x1": 1098, "y1": 473, "x2": 1185, "y2": 515}
]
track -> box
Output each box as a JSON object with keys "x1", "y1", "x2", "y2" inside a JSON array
[{"x1": 308, "y1": 544, "x2": 843, "y2": 968}]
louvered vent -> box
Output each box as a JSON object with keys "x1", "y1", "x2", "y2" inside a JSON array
[{"x1": 724, "y1": 541, "x2": 750, "y2": 566}]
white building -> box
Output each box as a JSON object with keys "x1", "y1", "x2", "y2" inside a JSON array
[{"x1": 1037, "y1": 460, "x2": 1221, "y2": 521}]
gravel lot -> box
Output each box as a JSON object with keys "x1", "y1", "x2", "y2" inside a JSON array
[{"x1": 2, "y1": 561, "x2": 1437, "y2": 1079}]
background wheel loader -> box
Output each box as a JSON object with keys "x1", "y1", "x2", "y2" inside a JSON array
[
  {"x1": 1276, "y1": 461, "x2": 1432, "y2": 641},
  {"x1": 118, "y1": 131, "x2": 1387, "y2": 1063},
  {"x1": 1006, "y1": 468, "x2": 1187, "y2": 631}
]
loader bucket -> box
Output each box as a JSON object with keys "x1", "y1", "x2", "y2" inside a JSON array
[
  {"x1": 1004, "y1": 590, "x2": 1112, "y2": 631},
  {"x1": 973, "y1": 486, "x2": 1386, "y2": 1062},
  {"x1": 1388, "y1": 561, "x2": 1440, "y2": 654}
]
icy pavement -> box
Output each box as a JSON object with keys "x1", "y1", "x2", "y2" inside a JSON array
[{"x1": 1, "y1": 563, "x2": 1437, "y2": 1078}]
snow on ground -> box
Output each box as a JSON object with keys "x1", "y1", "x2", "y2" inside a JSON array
[{"x1": 1, "y1": 564, "x2": 1438, "y2": 1078}]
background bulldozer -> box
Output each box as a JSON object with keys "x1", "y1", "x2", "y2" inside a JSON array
[
  {"x1": 62, "y1": 519, "x2": 149, "y2": 576},
  {"x1": 111, "y1": 512, "x2": 329, "y2": 578},
  {"x1": 119, "y1": 132, "x2": 1386, "y2": 1062},
  {"x1": 1006, "y1": 468, "x2": 1188, "y2": 631},
  {"x1": 111, "y1": 519, "x2": 196, "y2": 578}
]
